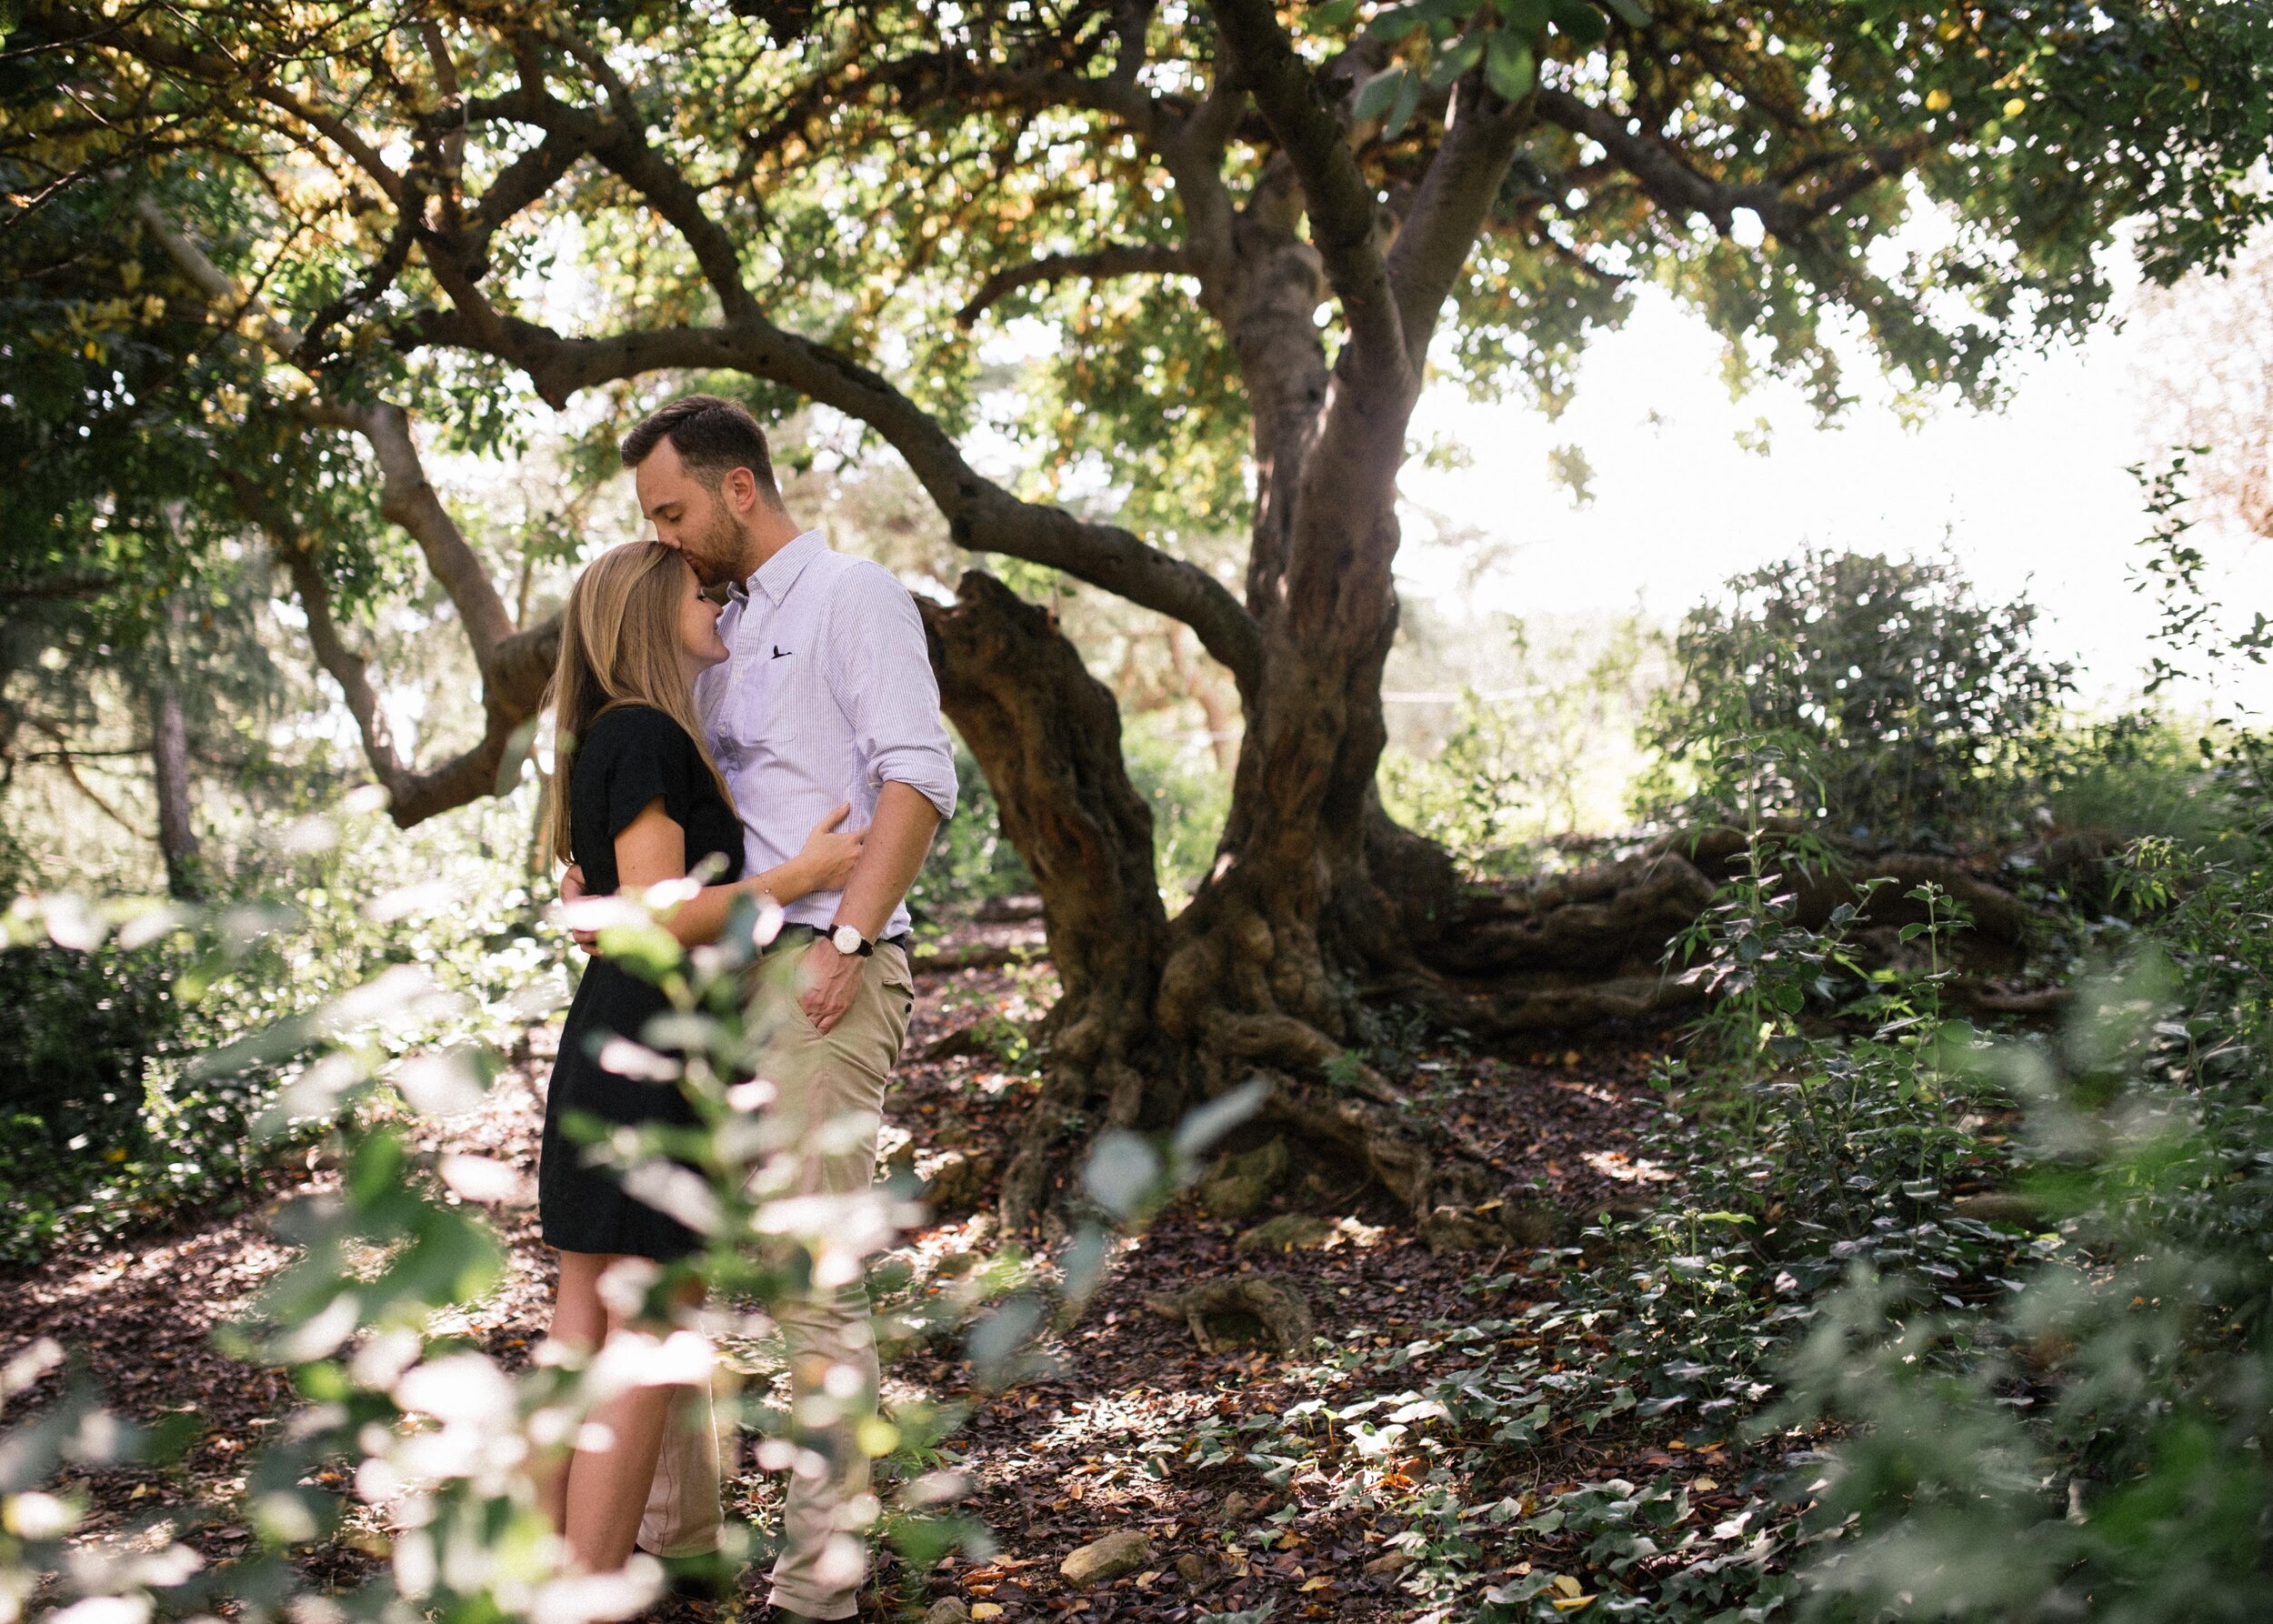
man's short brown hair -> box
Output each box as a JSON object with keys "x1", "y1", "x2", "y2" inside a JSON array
[{"x1": 620, "y1": 394, "x2": 781, "y2": 502}]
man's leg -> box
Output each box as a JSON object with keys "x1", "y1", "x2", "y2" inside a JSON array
[
  {"x1": 756, "y1": 942, "x2": 914, "y2": 1621},
  {"x1": 638, "y1": 1367, "x2": 726, "y2": 1559}
]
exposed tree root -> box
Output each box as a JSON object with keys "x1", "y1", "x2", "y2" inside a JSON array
[
  {"x1": 917, "y1": 569, "x2": 2061, "y2": 1241},
  {"x1": 1143, "y1": 1274, "x2": 1316, "y2": 1356}
]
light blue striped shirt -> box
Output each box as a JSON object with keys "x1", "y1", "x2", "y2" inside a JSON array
[{"x1": 694, "y1": 530, "x2": 957, "y2": 937}]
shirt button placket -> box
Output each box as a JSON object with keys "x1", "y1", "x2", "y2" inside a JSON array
[{"x1": 737, "y1": 591, "x2": 764, "y2": 734}]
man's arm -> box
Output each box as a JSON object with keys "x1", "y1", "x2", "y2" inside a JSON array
[
  {"x1": 798, "y1": 781, "x2": 940, "y2": 1033},
  {"x1": 798, "y1": 566, "x2": 956, "y2": 1033},
  {"x1": 833, "y1": 781, "x2": 941, "y2": 941}
]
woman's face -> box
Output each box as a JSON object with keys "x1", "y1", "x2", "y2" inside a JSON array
[{"x1": 676, "y1": 560, "x2": 729, "y2": 668}]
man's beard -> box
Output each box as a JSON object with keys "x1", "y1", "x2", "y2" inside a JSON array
[{"x1": 681, "y1": 504, "x2": 746, "y2": 587}]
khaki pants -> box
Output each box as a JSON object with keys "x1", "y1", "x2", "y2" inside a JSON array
[{"x1": 640, "y1": 938, "x2": 914, "y2": 1620}]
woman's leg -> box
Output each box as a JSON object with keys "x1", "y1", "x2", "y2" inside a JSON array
[
  {"x1": 534, "y1": 1248, "x2": 609, "y2": 1535},
  {"x1": 551, "y1": 1254, "x2": 708, "y2": 1574}
]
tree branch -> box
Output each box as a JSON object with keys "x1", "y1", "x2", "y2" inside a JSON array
[
  {"x1": 132, "y1": 195, "x2": 304, "y2": 355},
  {"x1": 137, "y1": 198, "x2": 558, "y2": 826},
  {"x1": 291, "y1": 400, "x2": 518, "y2": 657},
  {"x1": 22, "y1": 718, "x2": 150, "y2": 839},
  {"x1": 0, "y1": 571, "x2": 113, "y2": 606},
  {"x1": 407, "y1": 306, "x2": 1264, "y2": 694},
  {"x1": 227, "y1": 470, "x2": 561, "y2": 827},
  {"x1": 46, "y1": 7, "x2": 406, "y2": 202},
  {"x1": 1207, "y1": 0, "x2": 1405, "y2": 377},
  {"x1": 233, "y1": 475, "x2": 407, "y2": 789},
  {"x1": 956, "y1": 242, "x2": 1194, "y2": 326},
  {"x1": 1535, "y1": 87, "x2": 1921, "y2": 243},
  {"x1": 134, "y1": 201, "x2": 520, "y2": 667},
  {"x1": 1385, "y1": 76, "x2": 1532, "y2": 364},
  {"x1": 471, "y1": 80, "x2": 759, "y2": 322}
]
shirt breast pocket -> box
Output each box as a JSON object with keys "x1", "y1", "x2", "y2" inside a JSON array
[{"x1": 737, "y1": 650, "x2": 804, "y2": 751}]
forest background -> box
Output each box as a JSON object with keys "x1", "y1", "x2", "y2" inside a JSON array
[{"x1": 6, "y1": 4, "x2": 2273, "y2": 1623}]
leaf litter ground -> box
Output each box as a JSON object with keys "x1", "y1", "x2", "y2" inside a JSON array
[{"x1": 1, "y1": 963, "x2": 1755, "y2": 1621}]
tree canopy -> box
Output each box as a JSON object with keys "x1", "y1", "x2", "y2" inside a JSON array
[{"x1": 11, "y1": 1, "x2": 2268, "y2": 637}]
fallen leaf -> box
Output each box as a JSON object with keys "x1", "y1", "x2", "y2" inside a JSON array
[{"x1": 971, "y1": 1607, "x2": 1004, "y2": 1620}]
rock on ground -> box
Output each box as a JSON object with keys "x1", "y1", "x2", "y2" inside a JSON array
[
  {"x1": 1059, "y1": 1529, "x2": 1154, "y2": 1586},
  {"x1": 1234, "y1": 1213, "x2": 1337, "y2": 1253}
]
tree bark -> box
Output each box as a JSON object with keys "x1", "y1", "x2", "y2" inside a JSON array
[
  {"x1": 919, "y1": 571, "x2": 1180, "y2": 1224},
  {"x1": 149, "y1": 597, "x2": 203, "y2": 900}
]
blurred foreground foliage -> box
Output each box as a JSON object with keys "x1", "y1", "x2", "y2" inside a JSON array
[
  {"x1": 0, "y1": 786, "x2": 564, "y2": 1263},
  {"x1": 0, "y1": 869, "x2": 1257, "y2": 1624}
]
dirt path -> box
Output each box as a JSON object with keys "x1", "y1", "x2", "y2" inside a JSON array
[{"x1": 1, "y1": 964, "x2": 1679, "y2": 1620}]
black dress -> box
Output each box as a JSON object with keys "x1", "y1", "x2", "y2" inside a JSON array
[{"x1": 539, "y1": 705, "x2": 745, "y2": 1260}]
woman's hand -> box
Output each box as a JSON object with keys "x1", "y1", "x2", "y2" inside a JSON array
[
  {"x1": 560, "y1": 864, "x2": 597, "y2": 951},
  {"x1": 781, "y1": 803, "x2": 866, "y2": 899}
]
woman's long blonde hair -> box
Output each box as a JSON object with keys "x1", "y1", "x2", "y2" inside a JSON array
[{"x1": 544, "y1": 540, "x2": 730, "y2": 867}]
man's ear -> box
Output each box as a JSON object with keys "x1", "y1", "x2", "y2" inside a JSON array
[{"x1": 726, "y1": 466, "x2": 759, "y2": 515}]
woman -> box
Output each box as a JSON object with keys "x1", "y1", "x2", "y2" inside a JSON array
[{"x1": 535, "y1": 539, "x2": 862, "y2": 1574}]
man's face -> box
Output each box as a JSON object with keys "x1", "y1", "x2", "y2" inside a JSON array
[{"x1": 636, "y1": 438, "x2": 749, "y2": 588}]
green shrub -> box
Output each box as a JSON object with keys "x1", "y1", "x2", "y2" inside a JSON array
[
  {"x1": 1640, "y1": 550, "x2": 2072, "y2": 850},
  {"x1": 1771, "y1": 724, "x2": 2273, "y2": 1622},
  {"x1": 1122, "y1": 707, "x2": 1232, "y2": 905},
  {"x1": 1380, "y1": 690, "x2": 1553, "y2": 877},
  {"x1": 0, "y1": 785, "x2": 570, "y2": 1262},
  {"x1": 0, "y1": 939, "x2": 180, "y2": 1152},
  {"x1": 0, "y1": 939, "x2": 191, "y2": 1258},
  {"x1": 2045, "y1": 712, "x2": 2233, "y2": 850},
  {"x1": 905, "y1": 723, "x2": 1231, "y2": 927}
]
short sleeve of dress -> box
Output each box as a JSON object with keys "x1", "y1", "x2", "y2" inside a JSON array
[{"x1": 588, "y1": 708, "x2": 701, "y2": 843}]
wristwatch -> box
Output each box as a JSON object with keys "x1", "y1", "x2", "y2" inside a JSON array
[{"x1": 826, "y1": 923, "x2": 874, "y2": 957}]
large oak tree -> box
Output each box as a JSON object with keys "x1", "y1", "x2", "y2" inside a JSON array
[{"x1": 8, "y1": 0, "x2": 2270, "y2": 1227}]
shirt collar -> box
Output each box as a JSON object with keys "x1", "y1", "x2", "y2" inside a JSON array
[{"x1": 736, "y1": 528, "x2": 826, "y2": 607}]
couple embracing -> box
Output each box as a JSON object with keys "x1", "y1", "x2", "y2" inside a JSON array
[{"x1": 534, "y1": 396, "x2": 956, "y2": 1620}]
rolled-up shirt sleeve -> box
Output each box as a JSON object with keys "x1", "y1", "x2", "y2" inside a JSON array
[{"x1": 825, "y1": 563, "x2": 959, "y2": 821}]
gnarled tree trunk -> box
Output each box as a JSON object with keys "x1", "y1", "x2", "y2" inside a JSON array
[{"x1": 920, "y1": 572, "x2": 1177, "y2": 1223}]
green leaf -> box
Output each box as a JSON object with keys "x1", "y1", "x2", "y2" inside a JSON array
[
  {"x1": 1365, "y1": 2, "x2": 1426, "y2": 41},
  {"x1": 1486, "y1": 31, "x2": 1537, "y2": 100},
  {"x1": 1548, "y1": 0, "x2": 1607, "y2": 45},
  {"x1": 1311, "y1": 0, "x2": 1365, "y2": 27},
  {"x1": 1353, "y1": 66, "x2": 1407, "y2": 122},
  {"x1": 1083, "y1": 1129, "x2": 1163, "y2": 1219},
  {"x1": 1599, "y1": 0, "x2": 1651, "y2": 27},
  {"x1": 1496, "y1": 0, "x2": 1554, "y2": 29},
  {"x1": 1386, "y1": 63, "x2": 1425, "y2": 135},
  {"x1": 1427, "y1": 34, "x2": 1485, "y2": 87}
]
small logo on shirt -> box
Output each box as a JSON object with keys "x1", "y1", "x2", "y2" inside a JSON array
[{"x1": 771, "y1": 646, "x2": 792, "y2": 659}]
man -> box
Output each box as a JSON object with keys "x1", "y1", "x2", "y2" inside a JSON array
[{"x1": 589, "y1": 394, "x2": 956, "y2": 1620}]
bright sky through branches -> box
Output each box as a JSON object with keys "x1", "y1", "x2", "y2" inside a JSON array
[{"x1": 1397, "y1": 280, "x2": 2273, "y2": 717}]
